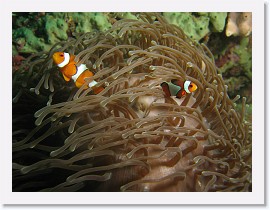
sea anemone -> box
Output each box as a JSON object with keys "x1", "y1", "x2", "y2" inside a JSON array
[{"x1": 12, "y1": 13, "x2": 252, "y2": 192}]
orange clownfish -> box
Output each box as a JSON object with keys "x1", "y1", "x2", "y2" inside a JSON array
[
  {"x1": 52, "y1": 52, "x2": 104, "y2": 94},
  {"x1": 161, "y1": 79, "x2": 197, "y2": 98}
]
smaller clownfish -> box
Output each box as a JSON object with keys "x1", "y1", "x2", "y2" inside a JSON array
[
  {"x1": 52, "y1": 52, "x2": 104, "y2": 94},
  {"x1": 161, "y1": 79, "x2": 197, "y2": 98}
]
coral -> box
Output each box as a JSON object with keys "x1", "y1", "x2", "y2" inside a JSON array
[
  {"x1": 12, "y1": 13, "x2": 251, "y2": 192},
  {"x1": 163, "y1": 12, "x2": 227, "y2": 41},
  {"x1": 226, "y1": 12, "x2": 252, "y2": 37},
  {"x1": 209, "y1": 12, "x2": 228, "y2": 32},
  {"x1": 198, "y1": 12, "x2": 228, "y2": 32},
  {"x1": 12, "y1": 12, "x2": 112, "y2": 54},
  {"x1": 234, "y1": 37, "x2": 252, "y2": 79},
  {"x1": 12, "y1": 27, "x2": 51, "y2": 53},
  {"x1": 12, "y1": 44, "x2": 18, "y2": 56},
  {"x1": 44, "y1": 15, "x2": 69, "y2": 44},
  {"x1": 163, "y1": 12, "x2": 210, "y2": 41},
  {"x1": 68, "y1": 13, "x2": 111, "y2": 34},
  {"x1": 213, "y1": 35, "x2": 252, "y2": 103}
]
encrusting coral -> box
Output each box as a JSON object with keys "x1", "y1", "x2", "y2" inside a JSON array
[
  {"x1": 12, "y1": 13, "x2": 252, "y2": 192},
  {"x1": 12, "y1": 12, "x2": 112, "y2": 54},
  {"x1": 163, "y1": 12, "x2": 227, "y2": 41},
  {"x1": 215, "y1": 36, "x2": 252, "y2": 104}
]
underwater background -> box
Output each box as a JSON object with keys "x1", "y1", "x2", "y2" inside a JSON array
[{"x1": 12, "y1": 12, "x2": 252, "y2": 192}]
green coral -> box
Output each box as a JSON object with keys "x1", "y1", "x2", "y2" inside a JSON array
[
  {"x1": 163, "y1": 12, "x2": 227, "y2": 41},
  {"x1": 234, "y1": 37, "x2": 252, "y2": 80},
  {"x1": 218, "y1": 36, "x2": 251, "y2": 80},
  {"x1": 163, "y1": 12, "x2": 210, "y2": 41},
  {"x1": 113, "y1": 12, "x2": 138, "y2": 20},
  {"x1": 12, "y1": 44, "x2": 18, "y2": 56},
  {"x1": 209, "y1": 12, "x2": 227, "y2": 32},
  {"x1": 198, "y1": 12, "x2": 227, "y2": 32},
  {"x1": 70, "y1": 13, "x2": 111, "y2": 34},
  {"x1": 215, "y1": 36, "x2": 252, "y2": 103},
  {"x1": 12, "y1": 27, "x2": 51, "y2": 53},
  {"x1": 226, "y1": 76, "x2": 249, "y2": 93},
  {"x1": 45, "y1": 14, "x2": 69, "y2": 44},
  {"x1": 12, "y1": 12, "x2": 112, "y2": 54}
]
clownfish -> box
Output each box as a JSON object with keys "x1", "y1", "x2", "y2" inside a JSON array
[
  {"x1": 161, "y1": 79, "x2": 197, "y2": 98},
  {"x1": 52, "y1": 52, "x2": 104, "y2": 94}
]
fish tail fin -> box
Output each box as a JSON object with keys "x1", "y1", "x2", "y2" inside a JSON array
[{"x1": 160, "y1": 82, "x2": 171, "y2": 97}]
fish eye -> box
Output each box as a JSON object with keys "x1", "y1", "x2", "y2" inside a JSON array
[
  {"x1": 189, "y1": 84, "x2": 193, "y2": 88},
  {"x1": 60, "y1": 54, "x2": 64, "y2": 57}
]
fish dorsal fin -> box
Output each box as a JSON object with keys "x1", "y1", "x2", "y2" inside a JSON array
[{"x1": 171, "y1": 79, "x2": 184, "y2": 87}]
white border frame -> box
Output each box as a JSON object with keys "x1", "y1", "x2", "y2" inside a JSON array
[{"x1": 1, "y1": 0, "x2": 265, "y2": 205}]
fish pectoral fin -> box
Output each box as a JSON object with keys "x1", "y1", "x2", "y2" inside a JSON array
[
  {"x1": 75, "y1": 80, "x2": 85, "y2": 89},
  {"x1": 62, "y1": 73, "x2": 71, "y2": 81},
  {"x1": 176, "y1": 90, "x2": 186, "y2": 98}
]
